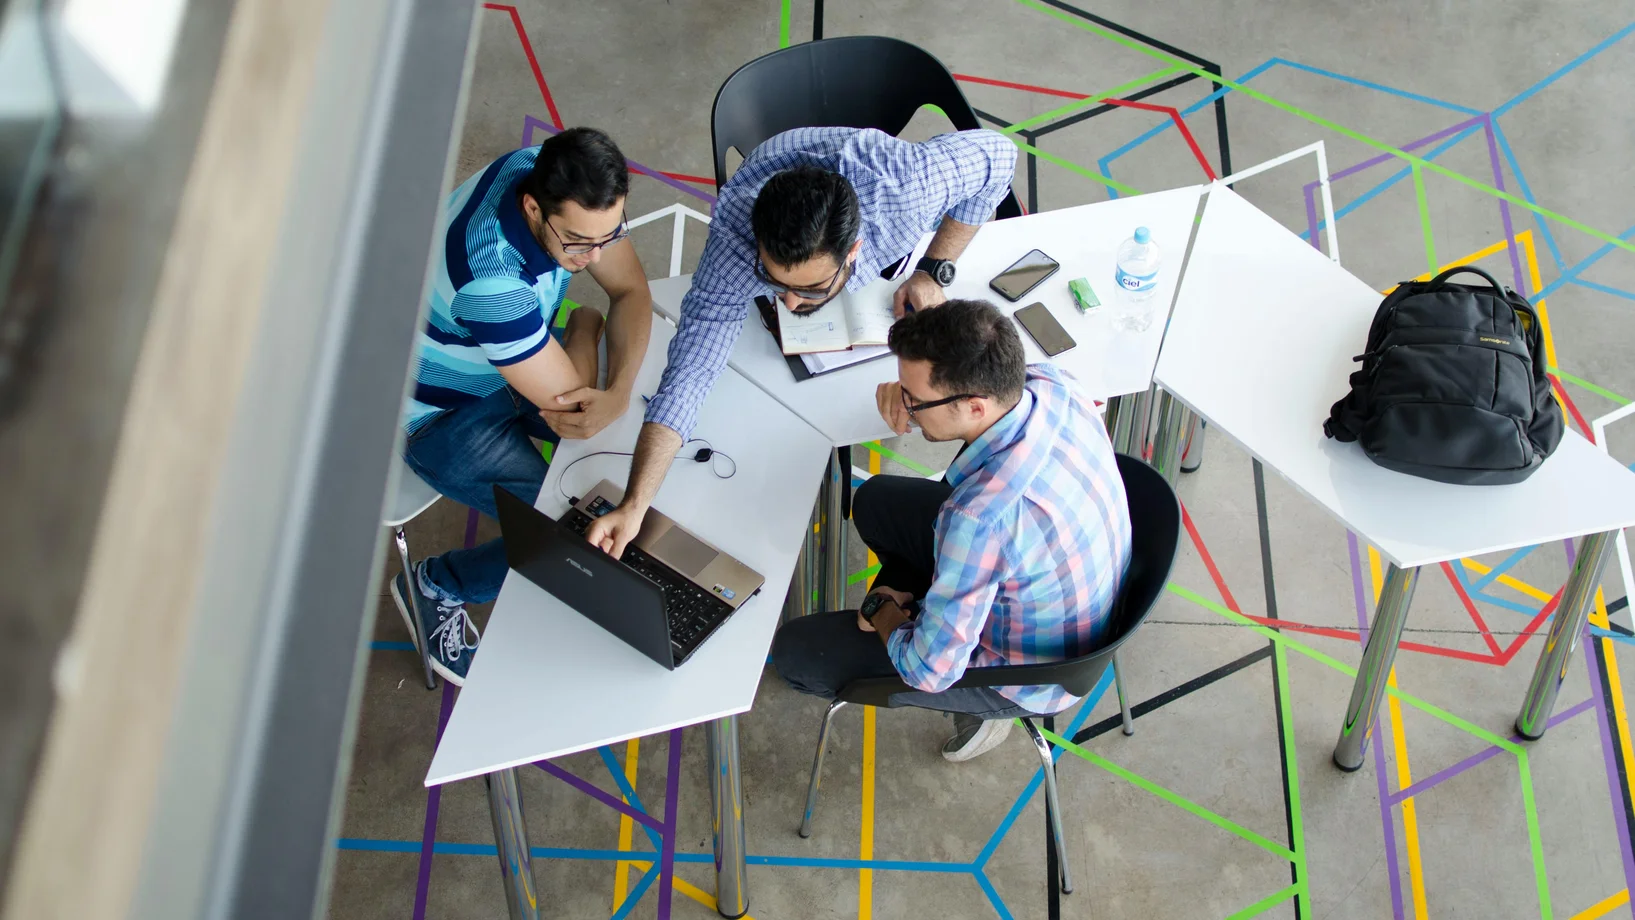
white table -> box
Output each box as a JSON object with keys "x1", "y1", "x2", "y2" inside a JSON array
[
  {"x1": 650, "y1": 184, "x2": 1208, "y2": 610},
  {"x1": 649, "y1": 183, "x2": 1205, "y2": 446},
  {"x1": 425, "y1": 319, "x2": 832, "y2": 917},
  {"x1": 1153, "y1": 183, "x2": 1635, "y2": 770}
]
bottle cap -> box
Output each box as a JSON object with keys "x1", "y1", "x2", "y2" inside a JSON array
[{"x1": 1133, "y1": 226, "x2": 1150, "y2": 244}]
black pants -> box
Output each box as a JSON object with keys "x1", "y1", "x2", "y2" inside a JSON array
[{"x1": 769, "y1": 475, "x2": 1036, "y2": 718}]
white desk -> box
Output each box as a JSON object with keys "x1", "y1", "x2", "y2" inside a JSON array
[
  {"x1": 649, "y1": 184, "x2": 1206, "y2": 446},
  {"x1": 1154, "y1": 183, "x2": 1635, "y2": 769},
  {"x1": 425, "y1": 319, "x2": 831, "y2": 916}
]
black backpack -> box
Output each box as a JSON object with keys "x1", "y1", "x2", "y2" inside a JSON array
[{"x1": 1323, "y1": 265, "x2": 1563, "y2": 485}]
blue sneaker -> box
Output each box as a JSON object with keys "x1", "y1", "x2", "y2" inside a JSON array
[{"x1": 391, "y1": 566, "x2": 480, "y2": 685}]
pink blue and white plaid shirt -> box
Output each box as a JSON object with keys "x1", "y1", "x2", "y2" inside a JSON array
[{"x1": 886, "y1": 364, "x2": 1133, "y2": 714}]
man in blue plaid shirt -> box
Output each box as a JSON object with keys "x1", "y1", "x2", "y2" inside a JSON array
[
  {"x1": 771, "y1": 300, "x2": 1132, "y2": 762},
  {"x1": 583, "y1": 126, "x2": 1017, "y2": 557}
]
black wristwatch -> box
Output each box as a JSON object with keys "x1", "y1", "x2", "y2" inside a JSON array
[
  {"x1": 915, "y1": 256, "x2": 957, "y2": 286},
  {"x1": 859, "y1": 592, "x2": 891, "y2": 624}
]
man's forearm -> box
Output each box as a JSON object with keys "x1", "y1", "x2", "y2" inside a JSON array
[
  {"x1": 923, "y1": 218, "x2": 980, "y2": 264},
  {"x1": 622, "y1": 421, "x2": 683, "y2": 510},
  {"x1": 603, "y1": 290, "x2": 653, "y2": 395}
]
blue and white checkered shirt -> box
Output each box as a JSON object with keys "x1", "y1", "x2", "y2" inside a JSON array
[{"x1": 644, "y1": 127, "x2": 1018, "y2": 438}]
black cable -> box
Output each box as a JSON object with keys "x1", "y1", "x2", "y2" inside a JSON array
[{"x1": 555, "y1": 438, "x2": 736, "y2": 504}]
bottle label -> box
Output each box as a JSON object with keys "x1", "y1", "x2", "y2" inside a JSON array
[{"x1": 1115, "y1": 266, "x2": 1158, "y2": 292}]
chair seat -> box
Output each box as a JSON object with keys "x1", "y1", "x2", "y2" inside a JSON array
[{"x1": 384, "y1": 455, "x2": 440, "y2": 527}]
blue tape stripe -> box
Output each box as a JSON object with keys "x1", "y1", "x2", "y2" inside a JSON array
[
  {"x1": 1533, "y1": 221, "x2": 1635, "y2": 301},
  {"x1": 371, "y1": 640, "x2": 416, "y2": 652},
  {"x1": 609, "y1": 862, "x2": 660, "y2": 920},
  {"x1": 337, "y1": 839, "x2": 644, "y2": 860},
  {"x1": 596, "y1": 746, "x2": 664, "y2": 851},
  {"x1": 973, "y1": 868, "x2": 1016, "y2": 920},
  {"x1": 1470, "y1": 589, "x2": 1550, "y2": 618},
  {"x1": 1492, "y1": 21, "x2": 1635, "y2": 117},
  {"x1": 1271, "y1": 59, "x2": 1482, "y2": 113},
  {"x1": 1470, "y1": 546, "x2": 1539, "y2": 591},
  {"x1": 1570, "y1": 277, "x2": 1635, "y2": 303},
  {"x1": 1592, "y1": 628, "x2": 1635, "y2": 645},
  {"x1": 973, "y1": 669, "x2": 1111, "y2": 867},
  {"x1": 1489, "y1": 121, "x2": 1566, "y2": 272},
  {"x1": 336, "y1": 838, "x2": 973, "y2": 873}
]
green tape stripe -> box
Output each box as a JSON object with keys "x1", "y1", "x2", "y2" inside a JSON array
[
  {"x1": 1037, "y1": 726, "x2": 1297, "y2": 860},
  {"x1": 1412, "y1": 165, "x2": 1437, "y2": 273},
  {"x1": 540, "y1": 440, "x2": 554, "y2": 463},
  {"x1": 1010, "y1": 0, "x2": 1635, "y2": 256},
  {"x1": 1008, "y1": 136, "x2": 1142, "y2": 197},
  {"x1": 1224, "y1": 883, "x2": 1300, "y2": 920},
  {"x1": 1272, "y1": 640, "x2": 1310, "y2": 912},
  {"x1": 1551, "y1": 367, "x2": 1631, "y2": 406},
  {"x1": 777, "y1": 0, "x2": 790, "y2": 47},
  {"x1": 553, "y1": 297, "x2": 580, "y2": 329},
  {"x1": 1166, "y1": 583, "x2": 1521, "y2": 752},
  {"x1": 1000, "y1": 64, "x2": 1186, "y2": 135},
  {"x1": 1517, "y1": 751, "x2": 1553, "y2": 919},
  {"x1": 857, "y1": 441, "x2": 940, "y2": 477},
  {"x1": 848, "y1": 563, "x2": 881, "y2": 586}
]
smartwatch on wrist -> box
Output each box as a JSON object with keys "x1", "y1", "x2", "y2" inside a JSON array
[
  {"x1": 859, "y1": 592, "x2": 892, "y2": 624},
  {"x1": 914, "y1": 256, "x2": 957, "y2": 286}
]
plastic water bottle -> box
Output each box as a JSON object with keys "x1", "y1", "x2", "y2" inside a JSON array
[{"x1": 1112, "y1": 226, "x2": 1162, "y2": 332}]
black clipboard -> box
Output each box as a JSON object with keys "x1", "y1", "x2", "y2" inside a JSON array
[{"x1": 754, "y1": 294, "x2": 894, "y2": 383}]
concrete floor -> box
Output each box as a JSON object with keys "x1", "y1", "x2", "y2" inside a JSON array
[{"x1": 326, "y1": 2, "x2": 1635, "y2": 918}]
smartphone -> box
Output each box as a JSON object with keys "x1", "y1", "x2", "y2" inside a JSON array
[
  {"x1": 989, "y1": 249, "x2": 1061, "y2": 302},
  {"x1": 1014, "y1": 302, "x2": 1076, "y2": 357}
]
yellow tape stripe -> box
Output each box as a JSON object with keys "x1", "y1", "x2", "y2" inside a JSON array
[
  {"x1": 623, "y1": 862, "x2": 758, "y2": 920},
  {"x1": 1569, "y1": 888, "x2": 1629, "y2": 920},
  {"x1": 860, "y1": 705, "x2": 877, "y2": 920},
  {"x1": 1369, "y1": 545, "x2": 1427, "y2": 918},
  {"x1": 611, "y1": 737, "x2": 640, "y2": 912},
  {"x1": 1458, "y1": 558, "x2": 1554, "y2": 604}
]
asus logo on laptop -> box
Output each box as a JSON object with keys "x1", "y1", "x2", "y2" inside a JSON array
[{"x1": 567, "y1": 558, "x2": 593, "y2": 577}]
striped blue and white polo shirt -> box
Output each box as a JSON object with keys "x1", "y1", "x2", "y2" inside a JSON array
[{"x1": 403, "y1": 146, "x2": 569, "y2": 434}]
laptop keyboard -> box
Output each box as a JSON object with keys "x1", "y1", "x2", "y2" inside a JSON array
[{"x1": 562, "y1": 504, "x2": 733, "y2": 662}]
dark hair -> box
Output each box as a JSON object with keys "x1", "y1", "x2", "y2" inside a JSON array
[
  {"x1": 887, "y1": 299, "x2": 1026, "y2": 404},
  {"x1": 516, "y1": 127, "x2": 629, "y2": 216},
  {"x1": 750, "y1": 166, "x2": 860, "y2": 266}
]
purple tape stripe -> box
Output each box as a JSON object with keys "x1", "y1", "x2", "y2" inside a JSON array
[
  {"x1": 1480, "y1": 115, "x2": 1529, "y2": 294},
  {"x1": 1349, "y1": 531, "x2": 1407, "y2": 920},
  {"x1": 523, "y1": 115, "x2": 717, "y2": 205},
  {"x1": 1386, "y1": 698, "x2": 1594, "y2": 804},
  {"x1": 1588, "y1": 636, "x2": 1635, "y2": 897},
  {"x1": 412, "y1": 681, "x2": 459, "y2": 920},
  {"x1": 535, "y1": 759, "x2": 666, "y2": 832},
  {"x1": 1304, "y1": 184, "x2": 1322, "y2": 253},
  {"x1": 657, "y1": 727, "x2": 684, "y2": 919}
]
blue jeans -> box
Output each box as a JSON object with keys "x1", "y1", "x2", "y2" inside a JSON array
[{"x1": 402, "y1": 386, "x2": 558, "y2": 604}]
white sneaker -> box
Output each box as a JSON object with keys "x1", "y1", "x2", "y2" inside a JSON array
[{"x1": 942, "y1": 713, "x2": 1014, "y2": 762}]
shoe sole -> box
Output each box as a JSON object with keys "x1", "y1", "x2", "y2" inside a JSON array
[
  {"x1": 943, "y1": 719, "x2": 1013, "y2": 763},
  {"x1": 390, "y1": 576, "x2": 465, "y2": 687}
]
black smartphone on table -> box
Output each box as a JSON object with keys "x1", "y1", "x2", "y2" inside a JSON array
[
  {"x1": 989, "y1": 249, "x2": 1061, "y2": 302},
  {"x1": 1014, "y1": 302, "x2": 1076, "y2": 356}
]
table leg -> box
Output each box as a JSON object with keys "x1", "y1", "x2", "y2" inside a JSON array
[
  {"x1": 486, "y1": 768, "x2": 540, "y2": 920},
  {"x1": 1333, "y1": 563, "x2": 1421, "y2": 772},
  {"x1": 783, "y1": 518, "x2": 813, "y2": 623},
  {"x1": 1515, "y1": 530, "x2": 1615, "y2": 740},
  {"x1": 707, "y1": 715, "x2": 750, "y2": 918},
  {"x1": 820, "y1": 448, "x2": 848, "y2": 611},
  {"x1": 1148, "y1": 390, "x2": 1189, "y2": 485},
  {"x1": 1106, "y1": 386, "x2": 1157, "y2": 457},
  {"x1": 1180, "y1": 415, "x2": 1206, "y2": 473}
]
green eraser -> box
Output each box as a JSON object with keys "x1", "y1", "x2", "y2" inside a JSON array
[{"x1": 1069, "y1": 278, "x2": 1100, "y2": 312}]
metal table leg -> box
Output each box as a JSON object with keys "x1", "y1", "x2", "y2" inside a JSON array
[
  {"x1": 1515, "y1": 530, "x2": 1615, "y2": 739},
  {"x1": 783, "y1": 505, "x2": 815, "y2": 623},
  {"x1": 1148, "y1": 390, "x2": 1189, "y2": 485},
  {"x1": 1105, "y1": 386, "x2": 1156, "y2": 457},
  {"x1": 819, "y1": 447, "x2": 848, "y2": 611},
  {"x1": 487, "y1": 768, "x2": 540, "y2": 920},
  {"x1": 1180, "y1": 416, "x2": 1206, "y2": 473},
  {"x1": 707, "y1": 715, "x2": 750, "y2": 918},
  {"x1": 1333, "y1": 563, "x2": 1421, "y2": 772}
]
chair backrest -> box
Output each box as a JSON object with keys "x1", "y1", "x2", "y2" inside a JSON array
[
  {"x1": 836, "y1": 453, "x2": 1179, "y2": 708},
  {"x1": 710, "y1": 36, "x2": 1022, "y2": 219}
]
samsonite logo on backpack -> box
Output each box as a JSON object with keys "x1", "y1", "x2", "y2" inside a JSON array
[{"x1": 1323, "y1": 265, "x2": 1564, "y2": 485}]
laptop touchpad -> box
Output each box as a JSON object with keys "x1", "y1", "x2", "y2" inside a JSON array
[{"x1": 650, "y1": 527, "x2": 718, "y2": 577}]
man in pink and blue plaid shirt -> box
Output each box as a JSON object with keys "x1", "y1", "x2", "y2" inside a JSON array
[{"x1": 772, "y1": 299, "x2": 1132, "y2": 762}]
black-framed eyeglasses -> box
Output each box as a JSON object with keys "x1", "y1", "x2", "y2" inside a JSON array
[
  {"x1": 754, "y1": 253, "x2": 851, "y2": 315},
  {"x1": 901, "y1": 386, "x2": 982, "y2": 417},
  {"x1": 545, "y1": 210, "x2": 631, "y2": 255}
]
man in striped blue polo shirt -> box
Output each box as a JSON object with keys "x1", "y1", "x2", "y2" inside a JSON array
[{"x1": 394, "y1": 127, "x2": 654, "y2": 685}]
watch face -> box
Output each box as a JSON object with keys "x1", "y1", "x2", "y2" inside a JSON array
[
  {"x1": 860, "y1": 593, "x2": 887, "y2": 620},
  {"x1": 935, "y1": 261, "x2": 956, "y2": 285}
]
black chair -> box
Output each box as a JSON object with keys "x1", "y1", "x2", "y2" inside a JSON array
[
  {"x1": 794, "y1": 454, "x2": 1181, "y2": 895},
  {"x1": 709, "y1": 35, "x2": 1023, "y2": 218}
]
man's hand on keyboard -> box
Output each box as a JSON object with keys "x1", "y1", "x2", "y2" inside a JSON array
[{"x1": 586, "y1": 502, "x2": 644, "y2": 559}]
